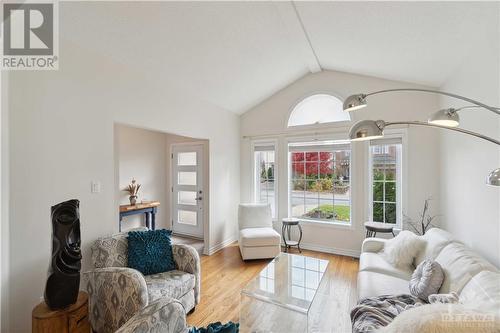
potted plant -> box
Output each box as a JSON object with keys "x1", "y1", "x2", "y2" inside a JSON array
[{"x1": 124, "y1": 179, "x2": 141, "y2": 205}]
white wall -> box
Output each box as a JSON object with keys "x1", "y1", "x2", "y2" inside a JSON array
[
  {"x1": 241, "y1": 70, "x2": 441, "y2": 256},
  {"x1": 1, "y1": 71, "x2": 9, "y2": 332},
  {"x1": 6, "y1": 6, "x2": 240, "y2": 333},
  {"x1": 438, "y1": 6, "x2": 500, "y2": 267},
  {"x1": 116, "y1": 125, "x2": 168, "y2": 230}
]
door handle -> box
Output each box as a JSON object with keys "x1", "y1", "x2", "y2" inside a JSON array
[{"x1": 196, "y1": 197, "x2": 202, "y2": 201}]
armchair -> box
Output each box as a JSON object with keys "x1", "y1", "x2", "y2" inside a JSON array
[
  {"x1": 116, "y1": 298, "x2": 188, "y2": 333},
  {"x1": 238, "y1": 203, "x2": 281, "y2": 260},
  {"x1": 84, "y1": 228, "x2": 200, "y2": 333}
]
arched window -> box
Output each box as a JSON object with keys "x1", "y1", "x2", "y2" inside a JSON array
[{"x1": 287, "y1": 94, "x2": 350, "y2": 127}]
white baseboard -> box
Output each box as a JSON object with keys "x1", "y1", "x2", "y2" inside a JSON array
[
  {"x1": 294, "y1": 242, "x2": 361, "y2": 258},
  {"x1": 207, "y1": 236, "x2": 237, "y2": 255}
]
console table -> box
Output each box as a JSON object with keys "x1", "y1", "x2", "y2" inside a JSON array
[{"x1": 119, "y1": 201, "x2": 160, "y2": 232}]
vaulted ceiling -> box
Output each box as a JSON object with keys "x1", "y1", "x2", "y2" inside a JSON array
[{"x1": 62, "y1": 1, "x2": 499, "y2": 114}]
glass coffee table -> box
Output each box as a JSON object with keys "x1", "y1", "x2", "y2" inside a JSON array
[{"x1": 240, "y1": 253, "x2": 330, "y2": 333}]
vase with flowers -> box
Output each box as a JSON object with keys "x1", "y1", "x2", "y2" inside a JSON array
[{"x1": 124, "y1": 178, "x2": 141, "y2": 205}]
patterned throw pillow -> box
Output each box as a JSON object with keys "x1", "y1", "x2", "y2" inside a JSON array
[
  {"x1": 409, "y1": 259, "x2": 445, "y2": 302},
  {"x1": 127, "y1": 229, "x2": 176, "y2": 275}
]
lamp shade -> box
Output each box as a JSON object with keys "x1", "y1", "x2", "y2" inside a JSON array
[
  {"x1": 428, "y1": 108, "x2": 460, "y2": 127},
  {"x1": 487, "y1": 168, "x2": 500, "y2": 186},
  {"x1": 349, "y1": 120, "x2": 385, "y2": 141},
  {"x1": 343, "y1": 94, "x2": 367, "y2": 112}
]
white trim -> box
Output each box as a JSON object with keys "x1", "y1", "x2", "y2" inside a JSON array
[
  {"x1": 296, "y1": 219, "x2": 355, "y2": 230},
  {"x1": 207, "y1": 236, "x2": 237, "y2": 255},
  {"x1": 296, "y1": 242, "x2": 360, "y2": 258}
]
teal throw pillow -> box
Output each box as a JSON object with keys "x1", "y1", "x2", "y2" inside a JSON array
[{"x1": 127, "y1": 229, "x2": 175, "y2": 275}]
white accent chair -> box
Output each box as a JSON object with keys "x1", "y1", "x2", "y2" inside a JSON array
[{"x1": 238, "y1": 203, "x2": 281, "y2": 260}]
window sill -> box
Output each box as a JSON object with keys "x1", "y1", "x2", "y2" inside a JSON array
[{"x1": 296, "y1": 218, "x2": 354, "y2": 230}]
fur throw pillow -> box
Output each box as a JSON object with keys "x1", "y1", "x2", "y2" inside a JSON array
[{"x1": 381, "y1": 231, "x2": 425, "y2": 269}]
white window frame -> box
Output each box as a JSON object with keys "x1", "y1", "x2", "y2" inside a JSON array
[
  {"x1": 286, "y1": 137, "x2": 352, "y2": 226},
  {"x1": 367, "y1": 133, "x2": 405, "y2": 229},
  {"x1": 251, "y1": 140, "x2": 278, "y2": 220}
]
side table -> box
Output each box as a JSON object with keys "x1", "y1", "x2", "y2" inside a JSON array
[
  {"x1": 282, "y1": 218, "x2": 302, "y2": 253},
  {"x1": 364, "y1": 221, "x2": 395, "y2": 238},
  {"x1": 32, "y1": 291, "x2": 90, "y2": 333}
]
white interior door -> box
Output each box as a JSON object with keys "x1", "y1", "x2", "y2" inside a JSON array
[{"x1": 171, "y1": 144, "x2": 204, "y2": 238}]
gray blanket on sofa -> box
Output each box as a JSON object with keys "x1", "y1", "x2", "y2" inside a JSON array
[{"x1": 350, "y1": 294, "x2": 425, "y2": 333}]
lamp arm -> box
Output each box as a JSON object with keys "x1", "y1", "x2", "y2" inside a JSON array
[
  {"x1": 453, "y1": 105, "x2": 500, "y2": 113},
  {"x1": 364, "y1": 88, "x2": 500, "y2": 116},
  {"x1": 383, "y1": 121, "x2": 500, "y2": 146}
]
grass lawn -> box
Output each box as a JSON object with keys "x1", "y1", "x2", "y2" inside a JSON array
[{"x1": 305, "y1": 204, "x2": 350, "y2": 222}]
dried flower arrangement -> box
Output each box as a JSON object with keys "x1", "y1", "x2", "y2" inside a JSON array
[
  {"x1": 124, "y1": 179, "x2": 141, "y2": 205},
  {"x1": 404, "y1": 198, "x2": 438, "y2": 235}
]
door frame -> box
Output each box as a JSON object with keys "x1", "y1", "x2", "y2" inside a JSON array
[{"x1": 169, "y1": 141, "x2": 209, "y2": 250}]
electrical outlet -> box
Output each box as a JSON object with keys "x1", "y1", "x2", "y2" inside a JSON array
[{"x1": 91, "y1": 181, "x2": 101, "y2": 193}]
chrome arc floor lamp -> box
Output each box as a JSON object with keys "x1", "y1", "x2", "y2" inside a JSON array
[{"x1": 343, "y1": 88, "x2": 500, "y2": 186}]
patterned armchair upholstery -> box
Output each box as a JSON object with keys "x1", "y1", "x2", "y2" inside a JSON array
[
  {"x1": 116, "y1": 298, "x2": 188, "y2": 333},
  {"x1": 84, "y1": 228, "x2": 200, "y2": 333}
]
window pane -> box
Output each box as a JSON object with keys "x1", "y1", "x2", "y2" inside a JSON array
[
  {"x1": 319, "y1": 152, "x2": 333, "y2": 161},
  {"x1": 305, "y1": 152, "x2": 319, "y2": 162},
  {"x1": 386, "y1": 166, "x2": 396, "y2": 181},
  {"x1": 178, "y1": 172, "x2": 196, "y2": 185},
  {"x1": 287, "y1": 94, "x2": 351, "y2": 127},
  {"x1": 370, "y1": 143, "x2": 401, "y2": 225},
  {"x1": 178, "y1": 152, "x2": 197, "y2": 166},
  {"x1": 319, "y1": 162, "x2": 333, "y2": 178},
  {"x1": 373, "y1": 182, "x2": 383, "y2": 201},
  {"x1": 291, "y1": 163, "x2": 304, "y2": 180},
  {"x1": 385, "y1": 182, "x2": 396, "y2": 202},
  {"x1": 373, "y1": 202, "x2": 384, "y2": 222},
  {"x1": 305, "y1": 162, "x2": 319, "y2": 179},
  {"x1": 178, "y1": 210, "x2": 197, "y2": 225},
  {"x1": 373, "y1": 168, "x2": 384, "y2": 181},
  {"x1": 178, "y1": 191, "x2": 196, "y2": 205},
  {"x1": 289, "y1": 144, "x2": 350, "y2": 224},
  {"x1": 385, "y1": 203, "x2": 396, "y2": 224},
  {"x1": 291, "y1": 152, "x2": 305, "y2": 162},
  {"x1": 255, "y1": 148, "x2": 276, "y2": 218}
]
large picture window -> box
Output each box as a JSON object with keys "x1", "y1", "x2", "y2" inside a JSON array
[
  {"x1": 254, "y1": 143, "x2": 277, "y2": 218},
  {"x1": 369, "y1": 138, "x2": 402, "y2": 225},
  {"x1": 289, "y1": 141, "x2": 351, "y2": 224}
]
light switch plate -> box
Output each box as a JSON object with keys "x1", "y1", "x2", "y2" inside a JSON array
[{"x1": 91, "y1": 181, "x2": 101, "y2": 193}]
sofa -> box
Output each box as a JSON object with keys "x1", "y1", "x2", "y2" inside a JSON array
[
  {"x1": 238, "y1": 203, "x2": 281, "y2": 260},
  {"x1": 357, "y1": 228, "x2": 500, "y2": 330},
  {"x1": 84, "y1": 228, "x2": 200, "y2": 333}
]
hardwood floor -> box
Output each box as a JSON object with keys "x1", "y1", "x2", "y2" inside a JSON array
[{"x1": 187, "y1": 243, "x2": 359, "y2": 332}]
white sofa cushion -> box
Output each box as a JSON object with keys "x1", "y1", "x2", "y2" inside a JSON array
[
  {"x1": 238, "y1": 203, "x2": 272, "y2": 229},
  {"x1": 460, "y1": 270, "x2": 500, "y2": 314},
  {"x1": 239, "y1": 227, "x2": 280, "y2": 247},
  {"x1": 415, "y1": 228, "x2": 455, "y2": 266},
  {"x1": 361, "y1": 238, "x2": 388, "y2": 253},
  {"x1": 357, "y1": 270, "x2": 410, "y2": 300},
  {"x1": 435, "y1": 242, "x2": 498, "y2": 294},
  {"x1": 359, "y1": 252, "x2": 413, "y2": 280},
  {"x1": 239, "y1": 244, "x2": 281, "y2": 261}
]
